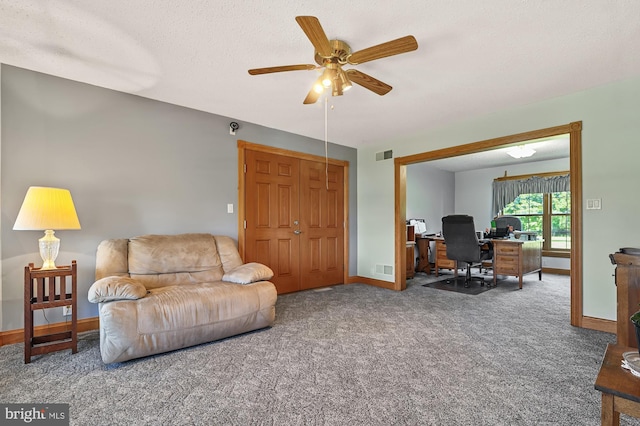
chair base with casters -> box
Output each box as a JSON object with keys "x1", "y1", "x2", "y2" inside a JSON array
[
  {"x1": 466, "y1": 261, "x2": 486, "y2": 287},
  {"x1": 447, "y1": 261, "x2": 487, "y2": 288}
]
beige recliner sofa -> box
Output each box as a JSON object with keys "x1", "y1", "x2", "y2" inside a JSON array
[{"x1": 88, "y1": 233, "x2": 277, "y2": 364}]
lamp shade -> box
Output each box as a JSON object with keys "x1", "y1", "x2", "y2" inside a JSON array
[{"x1": 13, "y1": 187, "x2": 81, "y2": 231}]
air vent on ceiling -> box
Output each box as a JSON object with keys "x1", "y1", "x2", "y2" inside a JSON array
[{"x1": 375, "y1": 150, "x2": 393, "y2": 161}]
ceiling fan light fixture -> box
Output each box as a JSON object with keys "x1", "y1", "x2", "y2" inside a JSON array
[
  {"x1": 506, "y1": 145, "x2": 536, "y2": 159},
  {"x1": 332, "y1": 80, "x2": 343, "y2": 96},
  {"x1": 338, "y1": 68, "x2": 352, "y2": 91},
  {"x1": 321, "y1": 68, "x2": 335, "y2": 88},
  {"x1": 248, "y1": 16, "x2": 419, "y2": 104}
]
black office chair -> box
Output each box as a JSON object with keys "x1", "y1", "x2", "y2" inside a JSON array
[{"x1": 442, "y1": 215, "x2": 493, "y2": 288}]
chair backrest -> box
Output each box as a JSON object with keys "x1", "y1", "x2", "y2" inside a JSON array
[
  {"x1": 495, "y1": 215, "x2": 522, "y2": 231},
  {"x1": 442, "y1": 215, "x2": 481, "y2": 263}
]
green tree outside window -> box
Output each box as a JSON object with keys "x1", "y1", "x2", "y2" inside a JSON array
[{"x1": 503, "y1": 191, "x2": 570, "y2": 251}]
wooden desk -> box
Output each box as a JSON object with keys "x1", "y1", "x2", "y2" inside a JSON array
[
  {"x1": 430, "y1": 237, "x2": 542, "y2": 287},
  {"x1": 434, "y1": 238, "x2": 457, "y2": 277},
  {"x1": 595, "y1": 343, "x2": 640, "y2": 425},
  {"x1": 492, "y1": 239, "x2": 542, "y2": 289},
  {"x1": 406, "y1": 225, "x2": 416, "y2": 279},
  {"x1": 415, "y1": 236, "x2": 433, "y2": 274},
  {"x1": 406, "y1": 241, "x2": 416, "y2": 279}
]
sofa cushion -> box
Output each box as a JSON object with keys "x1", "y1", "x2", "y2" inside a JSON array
[
  {"x1": 137, "y1": 283, "x2": 259, "y2": 334},
  {"x1": 95, "y1": 238, "x2": 129, "y2": 280},
  {"x1": 128, "y1": 233, "x2": 224, "y2": 288},
  {"x1": 98, "y1": 281, "x2": 277, "y2": 363},
  {"x1": 223, "y1": 262, "x2": 274, "y2": 284},
  {"x1": 214, "y1": 235, "x2": 244, "y2": 272},
  {"x1": 88, "y1": 276, "x2": 148, "y2": 303}
]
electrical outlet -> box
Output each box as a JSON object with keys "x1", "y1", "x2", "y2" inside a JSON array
[{"x1": 63, "y1": 306, "x2": 72, "y2": 316}]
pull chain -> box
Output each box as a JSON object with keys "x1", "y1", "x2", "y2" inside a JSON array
[{"x1": 324, "y1": 96, "x2": 329, "y2": 190}]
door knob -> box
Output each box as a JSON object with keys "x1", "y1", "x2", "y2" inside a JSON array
[{"x1": 294, "y1": 230, "x2": 302, "y2": 235}]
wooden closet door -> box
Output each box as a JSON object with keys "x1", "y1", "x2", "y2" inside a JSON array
[
  {"x1": 244, "y1": 148, "x2": 345, "y2": 294},
  {"x1": 299, "y1": 160, "x2": 345, "y2": 289},
  {"x1": 245, "y1": 150, "x2": 301, "y2": 294}
]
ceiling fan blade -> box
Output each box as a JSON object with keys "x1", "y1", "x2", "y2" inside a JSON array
[
  {"x1": 303, "y1": 76, "x2": 324, "y2": 104},
  {"x1": 345, "y1": 69, "x2": 392, "y2": 95},
  {"x1": 348, "y1": 35, "x2": 418, "y2": 65},
  {"x1": 295, "y1": 16, "x2": 332, "y2": 58},
  {"x1": 248, "y1": 64, "x2": 317, "y2": 75}
]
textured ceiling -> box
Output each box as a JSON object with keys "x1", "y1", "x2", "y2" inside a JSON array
[
  {"x1": 1, "y1": 1, "x2": 639, "y2": 149},
  {"x1": 426, "y1": 135, "x2": 570, "y2": 173}
]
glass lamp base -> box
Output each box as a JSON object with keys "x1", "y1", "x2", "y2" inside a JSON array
[{"x1": 39, "y1": 230, "x2": 60, "y2": 270}]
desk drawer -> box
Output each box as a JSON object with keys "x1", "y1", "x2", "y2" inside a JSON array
[
  {"x1": 495, "y1": 244, "x2": 520, "y2": 255},
  {"x1": 436, "y1": 249, "x2": 454, "y2": 264},
  {"x1": 435, "y1": 241, "x2": 456, "y2": 269},
  {"x1": 436, "y1": 241, "x2": 448, "y2": 259},
  {"x1": 436, "y1": 249, "x2": 450, "y2": 260},
  {"x1": 495, "y1": 255, "x2": 519, "y2": 274},
  {"x1": 437, "y1": 258, "x2": 456, "y2": 269}
]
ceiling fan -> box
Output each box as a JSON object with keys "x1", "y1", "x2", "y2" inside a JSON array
[{"x1": 248, "y1": 16, "x2": 418, "y2": 104}]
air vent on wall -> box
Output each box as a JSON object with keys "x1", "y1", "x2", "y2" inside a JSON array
[
  {"x1": 375, "y1": 150, "x2": 393, "y2": 161},
  {"x1": 375, "y1": 264, "x2": 394, "y2": 275}
]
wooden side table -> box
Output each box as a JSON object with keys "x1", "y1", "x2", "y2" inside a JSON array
[
  {"x1": 595, "y1": 343, "x2": 640, "y2": 425},
  {"x1": 24, "y1": 260, "x2": 78, "y2": 363}
]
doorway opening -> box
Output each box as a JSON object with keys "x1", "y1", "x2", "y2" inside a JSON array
[{"x1": 394, "y1": 121, "x2": 588, "y2": 328}]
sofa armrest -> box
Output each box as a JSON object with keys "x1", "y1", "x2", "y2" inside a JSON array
[
  {"x1": 88, "y1": 276, "x2": 148, "y2": 303},
  {"x1": 223, "y1": 262, "x2": 274, "y2": 284}
]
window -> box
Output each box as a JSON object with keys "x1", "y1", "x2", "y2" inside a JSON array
[{"x1": 502, "y1": 191, "x2": 571, "y2": 251}]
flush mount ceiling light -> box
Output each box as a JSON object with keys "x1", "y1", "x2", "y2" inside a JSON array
[{"x1": 506, "y1": 145, "x2": 536, "y2": 159}]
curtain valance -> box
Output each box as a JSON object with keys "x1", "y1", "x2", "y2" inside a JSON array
[{"x1": 492, "y1": 173, "x2": 570, "y2": 216}]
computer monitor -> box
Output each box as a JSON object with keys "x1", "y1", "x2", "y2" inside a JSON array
[
  {"x1": 488, "y1": 227, "x2": 509, "y2": 238},
  {"x1": 494, "y1": 227, "x2": 509, "y2": 238}
]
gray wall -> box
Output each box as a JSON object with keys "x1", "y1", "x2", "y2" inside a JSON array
[
  {"x1": 406, "y1": 165, "x2": 454, "y2": 235},
  {"x1": 0, "y1": 65, "x2": 357, "y2": 330}
]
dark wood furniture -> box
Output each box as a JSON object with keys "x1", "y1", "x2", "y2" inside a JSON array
[
  {"x1": 406, "y1": 225, "x2": 415, "y2": 279},
  {"x1": 610, "y1": 251, "x2": 640, "y2": 347},
  {"x1": 492, "y1": 239, "x2": 542, "y2": 289},
  {"x1": 24, "y1": 260, "x2": 78, "y2": 363},
  {"x1": 415, "y1": 236, "x2": 432, "y2": 274},
  {"x1": 595, "y1": 343, "x2": 640, "y2": 425}
]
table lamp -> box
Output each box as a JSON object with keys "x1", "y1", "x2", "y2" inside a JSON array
[{"x1": 13, "y1": 186, "x2": 81, "y2": 269}]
